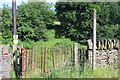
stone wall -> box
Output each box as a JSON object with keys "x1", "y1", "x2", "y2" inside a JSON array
[
  {"x1": 0, "y1": 45, "x2": 12, "y2": 79},
  {"x1": 87, "y1": 39, "x2": 120, "y2": 67}
]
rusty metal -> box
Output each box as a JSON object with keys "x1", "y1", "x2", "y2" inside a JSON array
[
  {"x1": 12, "y1": 0, "x2": 17, "y2": 35},
  {"x1": 21, "y1": 48, "x2": 25, "y2": 76}
]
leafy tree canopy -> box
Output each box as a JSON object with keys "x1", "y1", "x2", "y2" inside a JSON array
[
  {"x1": 1, "y1": 2, "x2": 55, "y2": 43},
  {"x1": 17, "y1": 2, "x2": 55, "y2": 41},
  {"x1": 55, "y1": 2, "x2": 120, "y2": 43}
]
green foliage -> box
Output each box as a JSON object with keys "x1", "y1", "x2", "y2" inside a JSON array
[
  {"x1": 116, "y1": 25, "x2": 120, "y2": 39},
  {"x1": 109, "y1": 3, "x2": 120, "y2": 24},
  {"x1": 0, "y1": 4, "x2": 12, "y2": 41},
  {"x1": 1, "y1": 2, "x2": 55, "y2": 44},
  {"x1": 46, "y1": 64, "x2": 117, "y2": 78},
  {"x1": 19, "y1": 30, "x2": 86, "y2": 49},
  {"x1": 55, "y1": 2, "x2": 120, "y2": 43},
  {"x1": 97, "y1": 24, "x2": 120, "y2": 40},
  {"x1": 22, "y1": 65, "x2": 118, "y2": 78},
  {"x1": 55, "y1": 2, "x2": 95, "y2": 43},
  {"x1": 17, "y1": 2, "x2": 55, "y2": 42},
  {"x1": 79, "y1": 66, "x2": 118, "y2": 78}
]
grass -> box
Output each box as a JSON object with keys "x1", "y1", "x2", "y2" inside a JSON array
[
  {"x1": 20, "y1": 30, "x2": 87, "y2": 49},
  {"x1": 79, "y1": 66, "x2": 118, "y2": 78},
  {"x1": 21, "y1": 64, "x2": 118, "y2": 78},
  {"x1": 10, "y1": 30, "x2": 118, "y2": 78},
  {"x1": 47, "y1": 65, "x2": 118, "y2": 78},
  {"x1": 10, "y1": 30, "x2": 87, "y2": 78}
]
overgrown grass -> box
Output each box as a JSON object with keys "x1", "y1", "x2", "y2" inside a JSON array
[
  {"x1": 20, "y1": 30, "x2": 87, "y2": 49},
  {"x1": 10, "y1": 29, "x2": 88, "y2": 78},
  {"x1": 22, "y1": 65, "x2": 118, "y2": 78},
  {"x1": 79, "y1": 66, "x2": 118, "y2": 78},
  {"x1": 47, "y1": 65, "x2": 118, "y2": 78},
  {"x1": 10, "y1": 30, "x2": 118, "y2": 78}
]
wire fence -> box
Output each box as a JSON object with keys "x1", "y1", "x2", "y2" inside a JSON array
[{"x1": 23, "y1": 45, "x2": 86, "y2": 76}]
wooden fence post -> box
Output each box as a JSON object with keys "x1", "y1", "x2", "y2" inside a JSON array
[
  {"x1": 32, "y1": 47, "x2": 34, "y2": 71},
  {"x1": 50, "y1": 49, "x2": 52, "y2": 69},
  {"x1": 92, "y1": 9, "x2": 96, "y2": 70},
  {"x1": 30, "y1": 49, "x2": 32, "y2": 71},
  {"x1": 33, "y1": 47, "x2": 37, "y2": 70},
  {"x1": 58, "y1": 46, "x2": 60, "y2": 67},
  {"x1": 70, "y1": 46, "x2": 73, "y2": 65},
  {"x1": 44, "y1": 47, "x2": 46, "y2": 73},
  {"x1": 39, "y1": 49, "x2": 41, "y2": 72},
  {"x1": 41, "y1": 47, "x2": 43, "y2": 73},
  {"x1": 56, "y1": 47, "x2": 59, "y2": 67},
  {"x1": 52, "y1": 49, "x2": 55, "y2": 69},
  {"x1": 74, "y1": 43, "x2": 78, "y2": 71}
]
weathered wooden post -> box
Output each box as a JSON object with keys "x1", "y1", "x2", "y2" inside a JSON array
[
  {"x1": 41, "y1": 47, "x2": 43, "y2": 72},
  {"x1": 74, "y1": 43, "x2": 78, "y2": 71},
  {"x1": 92, "y1": 9, "x2": 96, "y2": 70},
  {"x1": 43, "y1": 47, "x2": 46, "y2": 73},
  {"x1": 58, "y1": 46, "x2": 60, "y2": 67},
  {"x1": 51, "y1": 49, "x2": 55, "y2": 69}
]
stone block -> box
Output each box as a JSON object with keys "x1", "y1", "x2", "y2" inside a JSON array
[{"x1": 2, "y1": 45, "x2": 10, "y2": 55}]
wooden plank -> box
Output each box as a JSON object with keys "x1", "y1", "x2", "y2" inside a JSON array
[
  {"x1": 101, "y1": 40, "x2": 105, "y2": 50},
  {"x1": 104, "y1": 40, "x2": 107, "y2": 50},
  {"x1": 87, "y1": 39, "x2": 92, "y2": 49}
]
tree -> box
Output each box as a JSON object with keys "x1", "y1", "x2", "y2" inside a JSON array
[
  {"x1": 116, "y1": 25, "x2": 120, "y2": 39},
  {"x1": 0, "y1": 8, "x2": 2, "y2": 44},
  {"x1": 0, "y1": 4, "x2": 12, "y2": 44},
  {"x1": 16, "y1": 2, "x2": 55, "y2": 41},
  {"x1": 55, "y1": 2, "x2": 120, "y2": 43},
  {"x1": 55, "y1": 2, "x2": 98, "y2": 43},
  {"x1": 97, "y1": 24, "x2": 119, "y2": 40},
  {"x1": 109, "y1": 2, "x2": 120, "y2": 24}
]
